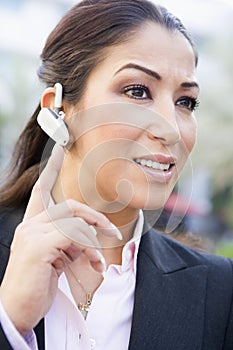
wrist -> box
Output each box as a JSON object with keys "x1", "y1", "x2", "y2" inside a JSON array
[{"x1": 0, "y1": 290, "x2": 30, "y2": 336}]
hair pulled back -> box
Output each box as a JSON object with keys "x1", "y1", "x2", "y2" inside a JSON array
[{"x1": 0, "y1": 0, "x2": 198, "y2": 210}]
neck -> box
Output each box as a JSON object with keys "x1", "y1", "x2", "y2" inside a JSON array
[
  {"x1": 52, "y1": 167, "x2": 140, "y2": 247},
  {"x1": 98, "y1": 209, "x2": 139, "y2": 245}
]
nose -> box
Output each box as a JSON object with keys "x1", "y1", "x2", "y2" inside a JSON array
[{"x1": 146, "y1": 99, "x2": 181, "y2": 146}]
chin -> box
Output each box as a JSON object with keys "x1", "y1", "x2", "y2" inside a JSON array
[
  {"x1": 119, "y1": 186, "x2": 173, "y2": 211},
  {"x1": 128, "y1": 198, "x2": 168, "y2": 211},
  {"x1": 95, "y1": 176, "x2": 176, "y2": 213}
]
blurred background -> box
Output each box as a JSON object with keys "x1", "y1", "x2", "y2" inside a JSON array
[{"x1": 0, "y1": 0, "x2": 233, "y2": 255}]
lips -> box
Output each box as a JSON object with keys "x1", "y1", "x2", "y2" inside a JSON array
[
  {"x1": 133, "y1": 154, "x2": 176, "y2": 172},
  {"x1": 132, "y1": 154, "x2": 176, "y2": 184},
  {"x1": 134, "y1": 158, "x2": 170, "y2": 171}
]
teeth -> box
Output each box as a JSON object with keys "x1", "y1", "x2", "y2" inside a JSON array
[{"x1": 135, "y1": 158, "x2": 170, "y2": 171}]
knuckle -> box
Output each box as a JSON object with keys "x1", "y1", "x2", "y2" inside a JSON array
[
  {"x1": 66, "y1": 199, "x2": 80, "y2": 216},
  {"x1": 44, "y1": 208, "x2": 54, "y2": 222},
  {"x1": 66, "y1": 198, "x2": 76, "y2": 207},
  {"x1": 12, "y1": 223, "x2": 33, "y2": 251},
  {"x1": 15, "y1": 222, "x2": 27, "y2": 237}
]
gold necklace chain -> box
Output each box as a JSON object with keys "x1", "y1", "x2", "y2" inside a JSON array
[{"x1": 66, "y1": 266, "x2": 92, "y2": 319}]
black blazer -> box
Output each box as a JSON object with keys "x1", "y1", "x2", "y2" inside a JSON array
[{"x1": 0, "y1": 208, "x2": 233, "y2": 350}]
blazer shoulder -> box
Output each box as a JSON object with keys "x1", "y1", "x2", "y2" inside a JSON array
[
  {"x1": 142, "y1": 228, "x2": 233, "y2": 277},
  {"x1": 167, "y1": 231, "x2": 233, "y2": 270}
]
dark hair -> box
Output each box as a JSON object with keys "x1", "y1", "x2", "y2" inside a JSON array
[{"x1": 0, "y1": 0, "x2": 198, "y2": 210}]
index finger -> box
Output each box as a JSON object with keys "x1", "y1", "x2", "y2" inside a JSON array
[{"x1": 24, "y1": 144, "x2": 64, "y2": 220}]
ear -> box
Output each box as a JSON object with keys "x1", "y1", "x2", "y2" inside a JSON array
[
  {"x1": 40, "y1": 86, "x2": 71, "y2": 117},
  {"x1": 41, "y1": 87, "x2": 56, "y2": 109}
]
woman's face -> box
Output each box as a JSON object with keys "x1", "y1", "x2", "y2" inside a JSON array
[{"x1": 64, "y1": 22, "x2": 198, "y2": 214}]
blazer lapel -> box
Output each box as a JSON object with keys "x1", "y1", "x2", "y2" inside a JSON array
[
  {"x1": 34, "y1": 320, "x2": 45, "y2": 350},
  {"x1": 129, "y1": 230, "x2": 208, "y2": 350}
]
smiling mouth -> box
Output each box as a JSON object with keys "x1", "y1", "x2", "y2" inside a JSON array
[{"x1": 134, "y1": 158, "x2": 173, "y2": 171}]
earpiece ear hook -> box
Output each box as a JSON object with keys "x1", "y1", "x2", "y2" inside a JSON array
[{"x1": 54, "y1": 82, "x2": 64, "y2": 117}]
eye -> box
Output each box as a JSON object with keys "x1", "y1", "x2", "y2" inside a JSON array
[
  {"x1": 176, "y1": 96, "x2": 200, "y2": 112},
  {"x1": 122, "y1": 84, "x2": 151, "y2": 100}
]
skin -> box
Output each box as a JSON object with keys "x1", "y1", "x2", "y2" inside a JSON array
[
  {"x1": 54, "y1": 22, "x2": 198, "y2": 241},
  {"x1": 0, "y1": 22, "x2": 199, "y2": 335}
]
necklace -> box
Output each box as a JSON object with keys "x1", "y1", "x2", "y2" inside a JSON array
[{"x1": 67, "y1": 266, "x2": 93, "y2": 319}]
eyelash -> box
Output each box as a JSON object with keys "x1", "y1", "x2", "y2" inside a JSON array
[
  {"x1": 122, "y1": 84, "x2": 151, "y2": 100},
  {"x1": 176, "y1": 96, "x2": 200, "y2": 112},
  {"x1": 121, "y1": 84, "x2": 200, "y2": 112}
]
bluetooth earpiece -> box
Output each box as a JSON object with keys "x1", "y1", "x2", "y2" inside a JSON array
[{"x1": 37, "y1": 83, "x2": 69, "y2": 146}]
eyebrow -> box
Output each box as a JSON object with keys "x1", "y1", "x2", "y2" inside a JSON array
[
  {"x1": 180, "y1": 81, "x2": 199, "y2": 91},
  {"x1": 115, "y1": 63, "x2": 161, "y2": 81},
  {"x1": 115, "y1": 63, "x2": 199, "y2": 91}
]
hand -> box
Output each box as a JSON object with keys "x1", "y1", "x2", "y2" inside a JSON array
[{"x1": 0, "y1": 145, "x2": 121, "y2": 335}]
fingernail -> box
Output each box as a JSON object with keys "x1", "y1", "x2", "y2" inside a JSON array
[
  {"x1": 89, "y1": 225, "x2": 97, "y2": 236},
  {"x1": 109, "y1": 223, "x2": 123, "y2": 240},
  {"x1": 96, "y1": 251, "x2": 107, "y2": 272},
  {"x1": 101, "y1": 271, "x2": 106, "y2": 279}
]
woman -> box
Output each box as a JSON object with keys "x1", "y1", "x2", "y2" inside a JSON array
[{"x1": 0, "y1": 1, "x2": 232, "y2": 349}]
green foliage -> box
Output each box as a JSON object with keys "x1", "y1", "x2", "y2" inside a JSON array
[
  {"x1": 215, "y1": 240, "x2": 233, "y2": 259},
  {"x1": 212, "y1": 185, "x2": 233, "y2": 230}
]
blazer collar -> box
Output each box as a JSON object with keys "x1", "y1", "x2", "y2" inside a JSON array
[{"x1": 140, "y1": 223, "x2": 188, "y2": 273}]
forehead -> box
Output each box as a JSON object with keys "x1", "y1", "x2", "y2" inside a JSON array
[{"x1": 95, "y1": 22, "x2": 196, "y2": 80}]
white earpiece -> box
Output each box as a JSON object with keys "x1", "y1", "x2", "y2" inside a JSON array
[{"x1": 37, "y1": 83, "x2": 69, "y2": 146}]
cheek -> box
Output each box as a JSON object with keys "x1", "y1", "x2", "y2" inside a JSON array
[
  {"x1": 179, "y1": 118, "x2": 197, "y2": 154},
  {"x1": 74, "y1": 125, "x2": 141, "y2": 158}
]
